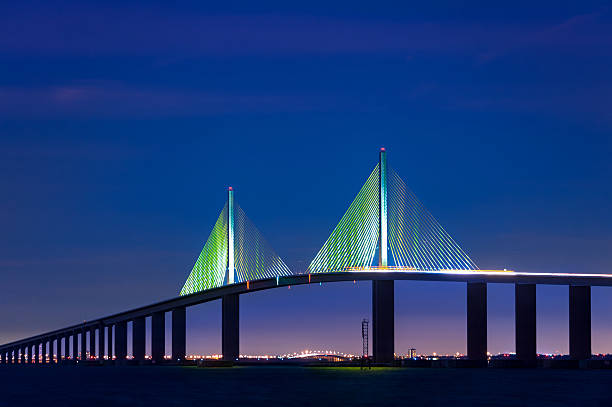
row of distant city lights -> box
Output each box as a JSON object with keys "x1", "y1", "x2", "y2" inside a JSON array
[{"x1": 9, "y1": 352, "x2": 612, "y2": 361}]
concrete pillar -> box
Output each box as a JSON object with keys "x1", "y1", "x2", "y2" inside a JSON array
[
  {"x1": 222, "y1": 294, "x2": 239, "y2": 361},
  {"x1": 80, "y1": 330, "x2": 87, "y2": 361},
  {"x1": 515, "y1": 284, "x2": 537, "y2": 361},
  {"x1": 133, "y1": 317, "x2": 146, "y2": 362},
  {"x1": 52, "y1": 339, "x2": 57, "y2": 363},
  {"x1": 63, "y1": 337, "x2": 69, "y2": 362},
  {"x1": 89, "y1": 328, "x2": 96, "y2": 360},
  {"x1": 105, "y1": 326, "x2": 111, "y2": 360},
  {"x1": 56, "y1": 338, "x2": 62, "y2": 363},
  {"x1": 20, "y1": 348, "x2": 25, "y2": 364},
  {"x1": 34, "y1": 343, "x2": 40, "y2": 364},
  {"x1": 570, "y1": 285, "x2": 591, "y2": 360},
  {"x1": 26, "y1": 345, "x2": 32, "y2": 364},
  {"x1": 115, "y1": 322, "x2": 128, "y2": 361},
  {"x1": 372, "y1": 280, "x2": 394, "y2": 364},
  {"x1": 98, "y1": 325, "x2": 105, "y2": 361},
  {"x1": 1, "y1": 350, "x2": 5, "y2": 364},
  {"x1": 172, "y1": 307, "x2": 186, "y2": 362},
  {"x1": 467, "y1": 282, "x2": 487, "y2": 361},
  {"x1": 152, "y1": 312, "x2": 165, "y2": 364}
]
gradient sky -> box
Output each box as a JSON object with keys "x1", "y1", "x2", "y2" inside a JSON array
[{"x1": 1, "y1": 0, "x2": 611, "y2": 356}]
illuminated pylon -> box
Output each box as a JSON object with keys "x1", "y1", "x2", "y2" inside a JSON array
[
  {"x1": 308, "y1": 148, "x2": 477, "y2": 272},
  {"x1": 379, "y1": 148, "x2": 388, "y2": 268},
  {"x1": 180, "y1": 188, "x2": 292, "y2": 295}
]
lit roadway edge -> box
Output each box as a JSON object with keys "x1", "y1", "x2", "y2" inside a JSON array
[{"x1": 3, "y1": 269, "x2": 612, "y2": 349}]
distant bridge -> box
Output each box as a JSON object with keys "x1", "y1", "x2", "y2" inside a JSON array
[{"x1": 1, "y1": 149, "x2": 608, "y2": 366}]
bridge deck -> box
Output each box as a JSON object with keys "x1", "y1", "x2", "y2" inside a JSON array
[{"x1": 2, "y1": 269, "x2": 612, "y2": 350}]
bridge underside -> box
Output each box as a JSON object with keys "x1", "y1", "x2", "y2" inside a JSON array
[{"x1": 1, "y1": 270, "x2": 608, "y2": 364}]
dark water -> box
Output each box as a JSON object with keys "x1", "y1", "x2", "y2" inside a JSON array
[{"x1": 0, "y1": 366, "x2": 611, "y2": 406}]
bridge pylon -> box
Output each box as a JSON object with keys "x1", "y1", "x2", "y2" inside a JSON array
[
  {"x1": 307, "y1": 148, "x2": 479, "y2": 363},
  {"x1": 181, "y1": 187, "x2": 292, "y2": 295}
]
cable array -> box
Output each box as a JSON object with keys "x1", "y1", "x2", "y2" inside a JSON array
[
  {"x1": 181, "y1": 154, "x2": 478, "y2": 294},
  {"x1": 388, "y1": 168, "x2": 477, "y2": 270},
  {"x1": 180, "y1": 203, "x2": 228, "y2": 295},
  {"x1": 180, "y1": 201, "x2": 291, "y2": 295},
  {"x1": 308, "y1": 165, "x2": 380, "y2": 273},
  {"x1": 234, "y1": 204, "x2": 292, "y2": 282}
]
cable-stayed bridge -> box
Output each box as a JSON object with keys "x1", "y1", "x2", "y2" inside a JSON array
[{"x1": 2, "y1": 149, "x2": 611, "y2": 366}]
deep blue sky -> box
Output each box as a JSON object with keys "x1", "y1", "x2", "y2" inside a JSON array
[{"x1": 1, "y1": 0, "x2": 611, "y2": 356}]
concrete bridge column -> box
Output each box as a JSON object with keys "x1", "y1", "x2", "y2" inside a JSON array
[
  {"x1": 63, "y1": 337, "x2": 69, "y2": 362},
  {"x1": 516, "y1": 284, "x2": 537, "y2": 362},
  {"x1": 56, "y1": 338, "x2": 62, "y2": 363},
  {"x1": 34, "y1": 343, "x2": 40, "y2": 364},
  {"x1": 222, "y1": 294, "x2": 239, "y2": 361},
  {"x1": 105, "y1": 327, "x2": 111, "y2": 361},
  {"x1": 80, "y1": 330, "x2": 87, "y2": 361},
  {"x1": 133, "y1": 317, "x2": 146, "y2": 363},
  {"x1": 1, "y1": 350, "x2": 5, "y2": 364},
  {"x1": 89, "y1": 328, "x2": 96, "y2": 360},
  {"x1": 569, "y1": 285, "x2": 591, "y2": 360},
  {"x1": 98, "y1": 325, "x2": 105, "y2": 361},
  {"x1": 152, "y1": 312, "x2": 165, "y2": 364},
  {"x1": 372, "y1": 280, "x2": 394, "y2": 364},
  {"x1": 172, "y1": 307, "x2": 186, "y2": 363},
  {"x1": 26, "y1": 345, "x2": 32, "y2": 364},
  {"x1": 467, "y1": 282, "x2": 487, "y2": 361},
  {"x1": 115, "y1": 321, "x2": 128, "y2": 362},
  {"x1": 20, "y1": 348, "x2": 25, "y2": 364},
  {"x1": 51, "y1": 338, "x2": 57, "y2": 364}
]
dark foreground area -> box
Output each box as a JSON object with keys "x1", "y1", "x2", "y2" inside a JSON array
[{"x1": 1, "y1": 366, "x2": 611, "y2": 407}]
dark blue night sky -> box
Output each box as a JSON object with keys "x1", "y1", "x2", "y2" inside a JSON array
[{"x1": 1, "y1": 0, "x2": 611, "y2": 356}]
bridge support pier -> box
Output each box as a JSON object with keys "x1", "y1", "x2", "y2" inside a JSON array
[
  {"x1": 98, "y1": 326, "x2": 105, "y2": 361},
  {"x1": 55, "y1": 338, "x2": 61, "y2": 363},
  {"x1": 105, "y1": 328, "x2": 110, "y2": 361},
  {"x1": 515, "y1": 284, "x2": 536, "y2": 363},
  {"x1": 152, "y1": 312, "x2": 165, "y2": 364},
  {"x1": 222, "y1": 294, "x2": 239, "y2": 361},
  {"x1": 172, "y1": 307, "x2": 186, "y2": 363},
  {"x1": 1, "y1": 351, "x2": 5, "y2": 364},
  {"x1": 133, "y1": 317, "x2": 146, "y2": 363},
  {"x1": 80, "y1": 330, "x2": 86, "y2": 361},
  {"x1": 115, "y1": 322, "x2": 128, "y2": 362},
  {"x1": 569, "y1": 285, "x2": 591, "y2": 360},
  {"x1": 89, "y1": 328, "x2": 95, "y2": 360},
  {"x1": 467, "y1": 282, "x2": 487, "y2": 362},
  {"x1": 372, "y1": 280, "x2": 394, "y2": 364}
]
